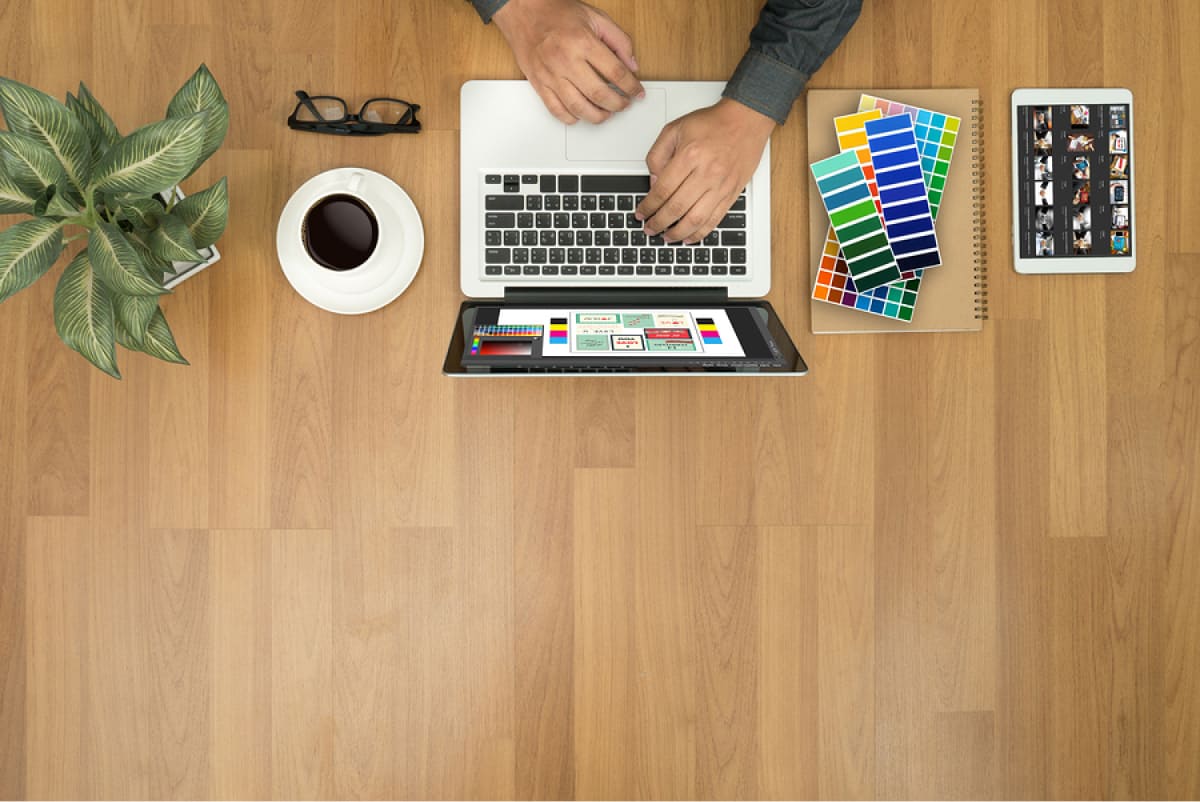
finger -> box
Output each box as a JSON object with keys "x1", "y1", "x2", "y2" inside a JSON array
[
  {"x1": 637, "y1": 153, "x2": 694, "y2": 224},
  {"x1": 556, "y1": 79, "x2": 611, "y2": 124},
  {"x1": 664, "y1": 190, "x2": 719, "y2": 244},
  {"x1": 591, "y1": 9, "x2": 642, "y2": 79},
  {"x1": 643, "y1": 124, "x2": 678, "y2": 183},
  {"x1": 687, "y1": 194, "x2": 736, "y2": 244},
  {"x1": 575, "y1": 59, "x2": 631, "y2": 113},
  {"x1": 645, "y1": 173, "x2": 707, "y2": 238},
  {"x1": 588, "y1": 44, "x2": 643, "y2": 102},
  {"x1": 531, "y1": 79, "x2": 576, "y2": 125}
]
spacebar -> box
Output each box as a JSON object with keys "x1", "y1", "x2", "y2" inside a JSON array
[{"x1": 581, "y1": 175, "x2": 651, "y2": 193}]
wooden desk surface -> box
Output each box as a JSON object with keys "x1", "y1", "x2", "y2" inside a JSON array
[{"x1": 1, "y1": 0, "x2": 1197, "y2": 798}]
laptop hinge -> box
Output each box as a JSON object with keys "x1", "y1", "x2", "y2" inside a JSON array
[{"x1": 502, "y1": 286, "x2": 730, "y2": 305}]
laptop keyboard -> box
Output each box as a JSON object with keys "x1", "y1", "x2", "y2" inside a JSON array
[{"x1": 480, "y1": 173, "x2": 748, "y2": 280}]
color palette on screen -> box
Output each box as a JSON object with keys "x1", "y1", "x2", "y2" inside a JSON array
[
  {"x1": 810, "y1": 150, "x2": 901, "y2": 291},
  {"x1": 696, "y1": 317, "x2": 722, "y2": 345},
  {"x1": 864, "y1": 114, "x2": 942, "y2": 273},
  {"x1": 473, "y1": 325, "x2": 544, "y2": 337},
  {"x1": 549, "y1": 318, "x2": 568, "y2": 345}
]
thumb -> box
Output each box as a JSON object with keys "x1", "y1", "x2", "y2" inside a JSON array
[
  {"x1": 589, "y1": 9, "x2": 638, "y2": 72},
  {"x1": 645, "y1": 123, "x2": 678, "y2": 178}
]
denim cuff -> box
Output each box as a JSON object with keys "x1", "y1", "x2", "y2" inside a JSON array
[
  {"x1": 471, "y1": 0, "x2": 509, "y2": 23},
  {"x1": 722, "y1": 49, "x2": 811, "y2": 125}
]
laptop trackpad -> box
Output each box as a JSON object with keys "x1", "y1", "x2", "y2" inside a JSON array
[{"x1": 565, "y1": 89, "x2": 667, "y2": 162}]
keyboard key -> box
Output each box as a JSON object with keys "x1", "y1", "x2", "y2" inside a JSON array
[
  {"x1": 544, "y1": 195, "x2": 561, "y2": 210},
  {"x1": 703, "y1": 232, "x2": 719, "y2": 246},
  {"x1": 581, "y1": 195, "x2": 598, "y2": 210},
  {"x1": 513, "y1": 247, "x2": 529, "y2": 262},
  {"x1": 503, "y1": 230, "x2": 519, "y2": 246},
  {"x1": 649, "y1": 234, "x2": 665, "y2": 246},
  {"x1": 599, "y1": 196, "x2": 615, "y2": 211},
  {"x1": 525, "y1": 195, "x2": 542, "y2": 210},
  {"x1": 563, "y1": 195, "x2": 579, "y2": 210},
  {"x1": 535, "y1": 212, "x2": 552, "y2": 228},
  {"x1": 730, "y1": 248, "x2": 746, "y2": 263},
  {"x1": 531, "y1": 248, "x2": 547, "y2": 263},
  {"x1": 522, "y1": 230, "x2": 538, "y2": 245},
  {"x1": 582, "y1": 175, "x2": 651, "y2": 193},
  {"x1": 567, "y1": 248, "x2": 583, "y2": 262},
  {"x1": 485, "y1": 174, "x2": 501, "y2": 184},
  {"x1": 720, "y1": 213, "x2": 746, "y2": 228},
  {"x1": 613, "y1": 231, "x2": 629, "y2": 246},
  {"x1": 693, "y1": 265, "x2": 709, "y2": 275},
  {"x1": 721, "y1": 231, "x2": 747, "y2": 246},
  {"x1": 558, "y1": 175, "x2": 579, "y2": 192},
  {"x1": 503, "y1": 181, "x2": 519, "y2": 193},
  {"x1": 485, "y1": 248, "x2": 509, "y2": 263},
  {"x1": 674, "y1": 265, "x2": 689, "y2": 275},
  {"x1": 658, "y1": 248, "x2": 674, "y2": 264},
  {"x1": 626, "y1": 213, "x2": 640, "y2": 228},
  {"x1": 562, "y1": 265, "x2": 578, "y2": 275},
  {"x1": 712, "y1": 248, "x2": 728, "y2": 263},
  {"x1": 517, "y1": 212, "x2": 534, "y2": 228},
  {"x1": 636, "y1": 265, "x2": 653, "y2": 276},
  {"x1": 504, "y1": 265, "x2": 520, "y2": 275},
  {"x1": 576, "y1": 231, "x2": 592, "y2": 246},
  {"x1": 621, "y1": 248, "x2": 638, "y2": 263},
  {"x1": 549, "y1": 248, "x2": 565, "y2": 263},
  {"x1": 617, "y1": 195, "x2": 634, "y2": 210},
  {"x1": 571, "y1": 213, "x2": 588, "y2": 229},
  {"x1": 603, "y1": 248, "x2": 620, "y2": 264},
  {"x1": 523, "y1": 265, "x2": 538, "y2": 275},
  {"x1": 730, "y1": 196, "x2": 746, "y2": 211},
  {"x1": 540, "y1": 230, "x2": 556, "y2": 246},
  {"x1": 585, "y1": 248, "x2": 602, "y2": 263},
  {"x1": 485, "y1": 212, "x2": 515, "y2": 228},
  {"x1": 540, "y1": 175, "x2": 556, "y2": 192},
  {"x1": 694, "y1": 250, "x2": 711, "y2": 264},
  {"x1": 589, "y1": 213, "x2": 606, "y2": 228},
  {"x1": 594, "y1": 231, "x2": 611, "y2": 246},
  {"x1": 558, "y1": 231, "x2": 575, "y2": 246},
  {"x1": 599, "y1": 265, "x2": 616, "y2": 275},
  {"x1": 485, "y1": 265, "x2": 501, "y2": 275},
  {"x1": 608, "y1": 213, "x2": 624, "y2": 228},
  {"x1": 521, "y1": 174, "x2": 537, "y2": 184},
  {"x1": 618, "y1": 265, "x2": 634, "y2": 275},
  {"x1": 503, "y1": 174, "x2": 518, "y2": 185},
  {"x1": 676, "y1": 249, "x2": 692, "y2": 263},
  {"x1": 655, "y1": 265, "x2": 671, "y2": 275},
  {"x1": 485, "y1": 230, "x2": 501, "y2": 246},
  {"x1": 711, "y1": 265, "x2": 728, "y2": 275},
  {"x1": 731, "y1": 265, "x2": 747, "y2": 275},
  {"x1": 542, "y1": 265, "x2": 559, "y2": 275},
  {"x1": 581, "y1": 265, "x2": 597, "y2": 275},
  {"x1": 631, "y1": 230, "x2": 647, "y2": 246},
  {"x1": 639, "y1": 248, "x2": 657, "y2": 263}
]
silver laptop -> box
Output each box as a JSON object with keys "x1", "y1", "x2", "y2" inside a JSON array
[{"x1": 444, "y1": 80, "x2": 805, "y2": 375}]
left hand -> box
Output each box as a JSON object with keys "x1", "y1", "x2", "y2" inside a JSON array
[{"x1": 636, "y1": 98, "x2": 776, "y2": 243}]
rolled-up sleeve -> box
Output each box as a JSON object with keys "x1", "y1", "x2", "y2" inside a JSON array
[
  {"x1": 469, "y1": 0, "x2": 509, "y2": 23},
  {"x1": 723, "y1": 0, "x2": 863, "y2": 124}
]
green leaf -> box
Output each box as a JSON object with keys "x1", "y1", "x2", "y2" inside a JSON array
[
  {"x1": 149, "y1": 212, "x2": 201, "y2": 262},
  {"x1": 115, "y1": 197, "x2": 162, "y2": 228},
  {"x1": 173, "y1": 177, "x2": 227, "y2": 248},
  {"x1": 166, "y1": 64, "x2": 229, "y2": 180},
  {"x1": 89, "y1": 112, "x2": 207, "y2": 196},
  {"x1": 0, "y1": 162, "x2": 36, "y2": 214},
  {"x1": 112, "y1": 292, "x2": 158, "y2": 345},
  {"x1": 117, "y1": 307, "x2": 187, "y2": 365},
  {"x1": 0, "y1": 77, "x2": 91, "y2": 193},
  {"x1": 44, "y1": 183, "x2": 80, "y2": 218},
  {"x1": 124, "y1": 228, "x2": 172, "y2": 281},
  {"x1": 0, "y1": 130, "x2": 64, "y2": 196},
  {"x1": 76, "y1": 82, "x2": 120, "y2": 146},
  {"x1": 0, "y1": 217, "x2": 64, "y2": 303},
  {"x1": 89, "y1": 219, "x2": 167, "y2": 296},
  {"x1": 54, "y1": 250, "x2": 119, "y2": 378}
]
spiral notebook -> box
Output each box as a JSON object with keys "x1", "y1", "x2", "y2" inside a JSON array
[{"x1": 807, "y1": 89, "x2": 987, "y2": 333}]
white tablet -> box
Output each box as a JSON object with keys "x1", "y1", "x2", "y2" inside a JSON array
[{"x1": 1011, "y1": 88, "x2": 1134, "y2": 273}]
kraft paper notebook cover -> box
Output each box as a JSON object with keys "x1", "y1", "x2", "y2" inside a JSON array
[{"x1": 807, "y1": 89, "x2": 987, "y2": 333}]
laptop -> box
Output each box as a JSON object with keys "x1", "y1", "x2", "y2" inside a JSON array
[{"x1": 444, "y1": 80, "x2": 806, "y2": 375}]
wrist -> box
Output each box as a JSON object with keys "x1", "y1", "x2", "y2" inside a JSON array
[{"x1": 714, "y1": 97, "x2": 776, "y2": 140}]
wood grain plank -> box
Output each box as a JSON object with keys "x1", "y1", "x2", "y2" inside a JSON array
[
  {"x1": 513, "y1": 382, "x2": 575, "y2": 800},
  {"x1": 574, "y1": 379, "x2": 637, "y2": 468},
  {"x1": 757, "y1": 527, "x2": 817, "y2": 800},
  {"x1": 270, "y1": 530, "x2": 334, "y2": 799},
  {"x1": 932, "y1": 711, "x2": 996, "y2": 800},
  {"x1": 210, "y1": 530, "x2": 272, "y2": 799},
  {"x1": 817, "y1": 525, "x2": 875, "y2": 800},
  {"x1": 692, "y1": 525, "x2": 758, "y2": 799},
  {"x1": 24, "y1": 518, "x2": 90, "y2": 800}
]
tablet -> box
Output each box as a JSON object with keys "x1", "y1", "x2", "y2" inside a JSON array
[
  {"x1": 1011, "y1": 88, "x2": 1134, "y2": 273},
  {"x1": 443, "y1": 300, "x2": 807, "y2": 375}
]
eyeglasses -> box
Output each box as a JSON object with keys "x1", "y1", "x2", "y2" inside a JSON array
[{"x1": 288, "y1": 90, "x2": 421, "y2": 136}]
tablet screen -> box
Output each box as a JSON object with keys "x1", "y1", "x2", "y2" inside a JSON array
[{"x1": 1016, "y1": 102, "x2": 1131, "y2": 259}]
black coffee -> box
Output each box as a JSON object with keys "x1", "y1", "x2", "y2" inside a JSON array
[{"x1": 302, "y1": 194, "x2": 379, "y2": 271}]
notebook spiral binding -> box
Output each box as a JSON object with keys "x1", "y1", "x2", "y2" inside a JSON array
[{"x1": 971, "y1": 98, "x2": 989, "y2": 320}]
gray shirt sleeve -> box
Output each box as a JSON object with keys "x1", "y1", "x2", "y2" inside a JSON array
[
  {"x1": 469, "y1": 0, "x2": 508, "y2": 23},
  {"x1": 722, "y1": 0, "x2": 863, "y2": 125}
]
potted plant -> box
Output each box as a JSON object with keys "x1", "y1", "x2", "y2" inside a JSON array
[{"x1": 0, "y1": 64, "x2": 229, "y2": 378}]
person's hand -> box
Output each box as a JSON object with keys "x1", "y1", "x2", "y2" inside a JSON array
[
  {"x1": 636, "y1": 98, "x2": 776, "y2": 243},
  {"x1": 491, "y1": 0, "x2": 644, "y2": 125}
]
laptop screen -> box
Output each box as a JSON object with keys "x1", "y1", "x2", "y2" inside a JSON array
[{"x1": 444, "y1": 301, "x2": 806, "y2": 375}]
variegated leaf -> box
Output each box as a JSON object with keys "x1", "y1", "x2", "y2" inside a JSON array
[
  {"x1": 0, "y1": 130, "x2": 64, "y2": 196},
  {"x1": 0, "y1": 164, "x2": 35, "y2": 214},
  {"x1": 0, "y1": 216, "x2": 64, "y2": 303},
  {"x1": 89, "y1": 218, "x2": 167, "y2": 296},
  {"x1": 89, "y1": 112, "x2": 206, "y2": 196},
  {"x1": 53, "y1": 249, "x2": 120, "y2": 378},
  {"x1": 116, "y1": 307, "x2": 187, "y2": 365},
  {"x1": 0, "y1": 77, "x2": 91, "y2": 192},
  {"x1": 149, "y1": 212, "x2": 201, "y2": 262},
  {"x1": 166, "y1": 64, "x2": 229, "y2": 180},
  {"x1": 174, "y1": 177, "x2": 227, "y2": 248},
  {"x1": 113, "y1": 292, "x2": 158, "y2": 345}
]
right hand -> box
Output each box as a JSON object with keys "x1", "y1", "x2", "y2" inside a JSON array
[{"x1": 491, "y1": 0, "x2": 644, "y2": 125}]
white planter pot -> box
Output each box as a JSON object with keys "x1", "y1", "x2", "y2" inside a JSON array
[{"x1": 157, "y1": 186, "x2": 221, "y2": 289}]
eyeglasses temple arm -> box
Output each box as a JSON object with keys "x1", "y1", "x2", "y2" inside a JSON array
[{"x1": 294, "y1": 90, "x2": 326, "y2": 121}]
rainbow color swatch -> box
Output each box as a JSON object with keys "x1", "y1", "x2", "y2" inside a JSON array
[
  {"x1": 549, "y1": 318, "x2": 568, "y2": 345},
  {"x1": 810, "y1": 150, "x2": 902, "y2": 291},
  {"x1": 696, "y1": 317, "x2": 722, "y2": 345}
]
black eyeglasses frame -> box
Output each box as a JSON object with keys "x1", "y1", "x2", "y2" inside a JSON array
[{"x1": 287, "y1": 90, "x2": 422, "y2": 136}]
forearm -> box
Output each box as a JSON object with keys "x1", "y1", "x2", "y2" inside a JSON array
[{"x1": 723, "y1": 0, "x2": 863, "y2": 125}]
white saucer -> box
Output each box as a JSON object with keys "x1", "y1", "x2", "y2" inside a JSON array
[{"x1": 276, "y1": 167, "x2": 424, "y2": 314}]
